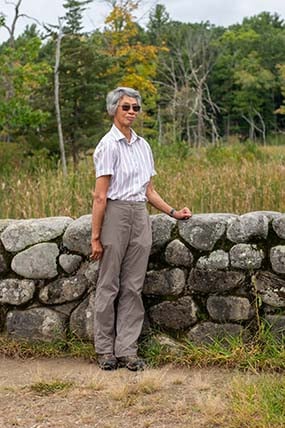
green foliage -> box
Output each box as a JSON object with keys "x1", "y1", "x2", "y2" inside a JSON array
[
  {"x1": 205, "y1": 141, "x2": 267, "y2": 165},
  {"x1": 0, "y1": 30, "x2": 51, "y2": 140},
  {"x1": 1, "y1": 5, "x2": 285, "y2": 158},
  {"x1": 63, "y1": 0, "x2": 92, "y2": 34},
  {"x1": 150, "y1": 139, "x2": 191, "y2": 160}
]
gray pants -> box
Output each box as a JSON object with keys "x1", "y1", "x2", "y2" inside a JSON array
[{"x1": 94, "y1": 200, "x2": 152, "y2": 358}]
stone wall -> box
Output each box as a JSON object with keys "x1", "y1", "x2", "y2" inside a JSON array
[{"x1": 1, "y1": 211, "x2": 285, "y2": 345}]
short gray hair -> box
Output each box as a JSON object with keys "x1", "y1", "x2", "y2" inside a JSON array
[{"x1": 106, "y1": 87, "x2": 142, "y2": 116}]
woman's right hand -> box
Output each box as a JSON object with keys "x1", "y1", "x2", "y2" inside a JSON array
[{"x1": 91, "y1": 238, "x2": 104, "y2": 261}]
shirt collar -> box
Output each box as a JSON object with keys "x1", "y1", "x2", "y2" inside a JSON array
[{"x1": 111, "y1": 124, "x2": 139, "y2": 145}]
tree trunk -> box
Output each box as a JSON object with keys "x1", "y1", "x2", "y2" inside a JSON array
[{"x1": 54, "y1": 20, "x2": 67, "y2": 176}]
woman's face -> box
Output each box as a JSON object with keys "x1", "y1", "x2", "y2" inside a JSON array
[{"x1": 114, "y1": 95, "x2": 140, "y2": 129}]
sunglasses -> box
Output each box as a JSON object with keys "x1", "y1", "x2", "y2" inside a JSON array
[{"x1": 119, "y1": 104, "x2": 141, "y2": 112}]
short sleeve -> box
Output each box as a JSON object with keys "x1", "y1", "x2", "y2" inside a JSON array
[{"x1": 93, "y1": 141, "x2": 116, "y2": 178}]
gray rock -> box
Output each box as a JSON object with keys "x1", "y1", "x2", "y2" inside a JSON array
[
  {"x1": 188, "y1": 268, "x2": 245, "y2": 293},
  {"x1": 196, "y1": 250, "x2": 229, "y2": 270},
  {"x1": 69, "y1": 291, "x2": 95, "y2": 341},
  {"x1": 270, "y1": 246, "x2": 285, "y2": 274},
  {"x1": 230, "y1": 244, "x2": 264, "y2": 270},
  {"x1": 149, "y1": 296, "x2": 198, "y2": 330},
  {"x1": 0, "y1": 219, "x2": 19, "y2": 234},
  {"x1": 264, "y1": 314, "x2": 285, "y2": 341},
  {"x1": 154, "y1": 333, "x2": 183, "y2": 355},
  {"x1": 249, "y1": 211, "x2": 281, "y2": 221},
  {"x1": 150, "y1": 214, "x2": 176, "y2": 253},
  {"x1": 59, "y1": 254, "x2": 82, "y2": 274},
  {"x1": 178, "y1": 214, "x2": 233, "y2": 251},
  {"x1": 11, "y1": 243, "x2": 59, "y2": 279},
  {"x1": 80, "y1": 261, "x2": 100, "y2": 286},
  {"x1": 227, "y1": 213, "x2": 268, "y2": 243},
  {"x1": 52, "y1": 302, "x2": 79, "y2": 317},
  {"x1": 143, "y1": 268, "x2": 186, "y2": 296},
  {"x1": 0, "y1": 279, "x2": 35, "y2": 305},
  {"x1": 207, "y1": 296, "x2": 253, "y2": 322},
  {"x1": 39, "y1": 275, "x2": 88, "y2": 305},
  {"x1": 6, "y1": 308, "x2": 66, "y2": 341},
  {"x1": 272, "y1": 215, "x2": 285, "y2": 239},
  {"x1": 253, "y1": 271, "x2": 285, "y2": 307},
  {"x1": 63, "y1": 215, "x2": 92, "y2": 256},
  {"x1": 165, "y1": 239, "x2": 194, "y2": 267},
  {"x1": 187, "y1": 322, "x2": 244, "y2": 346},
  {"x1": 1, "y1": 217, "x2": 72, "y2": 252}
]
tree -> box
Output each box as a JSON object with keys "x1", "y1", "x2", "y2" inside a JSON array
[
  {"x1": 154, "y1": 21, "x2": 220, "y2": 146},
  {"x1": 210, "y1": 13, "x2": 285, "y2": 140},
  {"x1": 54, "y1": 19, "x2": 67, "y2": 175},
  {"x1": 0, "y1": 25, "x2": 51, "y2": 142},
  {"x1": 147, "y1": 3, "x2": 170, "y2": 45},
  {"x1": 42, "y1": 0, "x2": 112, "y2": 164},
  {"x1": 103, "y1": 0, "x2": 160, "y2": 137},
  {"x1": 0, "y1": 1, "x2": 49, "y2": 142}
]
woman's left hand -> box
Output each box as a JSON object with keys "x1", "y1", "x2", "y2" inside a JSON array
[{"x1": 174, "y1": 207, "x2": 192, "y2": 220}]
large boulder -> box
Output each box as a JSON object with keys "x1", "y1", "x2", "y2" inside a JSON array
[
  {"x1": 178, "y1": 214, "x2": 234, "y2": 251},
  {"x1": 0, "y1": 219, "x2": 19, "y2": 234},
  {"x1": 207, "y1": 296, "x2": 253, "y2": 322},
  {"x1": 272, "y1": 214, "x2": 285, "y2": 239},
  {"x1": 0, "y1": 217, "x2": 72, "y2": 253},
  {"x1": 80, "y1": 261, "x2": 100, "y2": 286},
  {"x1": 149, "y1": 296, "x2": 198, "y2": 330},
  {"x1": 165, "y1": 239, "x2": 194, "y2": 267},
  {"x1": 69, "y1": 291, "x2": 96, "y2": 341},
  {"x1": 187, "y1": 322, "x2": 244, "y2": 346},
  {"x1": 230, "y1": 244, "x2": 264, "y2": 270},
  {"x1": 59, "y1": 254, "x2": 83, "y2": 274},
  {"x1": 150, "y1": 214, "x2": 176, "y2": 254},
  {"x1": 253, "y1": 271, "x2": 285, "y2": 307},
  {"x1": 143, "y1": 268, "x2": 186, "y2": 296},
  {"x1": 11, "y1": 243, "x2": 59, "y2": 279},
  {"x1": 6, "y1": 308, "x2": 66, "y2": 341},
  {"x1": 196, "y1": 250, "x2": 229, "y2": 270},
  {"x1": 249, "y1": 211, "x2": 281, "y2": 221},
  {"x1": 270, "y1": 246, "x2": 285, "y2": 274},
  {"x1": 0, "y1": 279, "x2": 35, "y2": 305},
  {"x1": 39, "y1": 275, "x2": 89, "y2": 305},
  {"x1": 63, "y1": 215, "x2": 92, "y2": 256},
  {"x1": 188, "y1": 268, "x2": 245, "y2": 293},
  {"x1": 227, "y1": 213, "x2": 268, "y2": 243}
]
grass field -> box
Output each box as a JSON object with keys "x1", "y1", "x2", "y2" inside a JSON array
[{"x1": 1, "y1": 141, "x2": 285, "y2": 219}]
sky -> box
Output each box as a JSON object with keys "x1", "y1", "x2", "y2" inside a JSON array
[{"x1": 1, "y1": 0, "x2": 285, "y2": 42}]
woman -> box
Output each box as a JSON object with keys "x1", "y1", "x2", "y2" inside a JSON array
[{"x1": 91, "y1": 87, "x2": 191, "y2": 371}]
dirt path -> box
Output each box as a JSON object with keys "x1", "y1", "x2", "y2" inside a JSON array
[{"x1": 0, "y1": 357, "x2": 235, "y2": 428}]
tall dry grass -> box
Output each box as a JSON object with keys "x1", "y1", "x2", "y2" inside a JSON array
[{"x1": 1, "y1": 142, "x2": 285, "y2": 219}]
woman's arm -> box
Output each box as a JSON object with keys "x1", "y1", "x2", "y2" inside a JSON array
[
  {"x1": 91, "y1": 175, "x2": 111, "y2": 260},
  {"x1": 146, "y1": 179, "x2": 192, "y2": 220}
]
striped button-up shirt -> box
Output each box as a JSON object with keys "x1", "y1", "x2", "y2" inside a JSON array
[{"x1": 93, "y1": 125, "x2": 156, "y2": 202}]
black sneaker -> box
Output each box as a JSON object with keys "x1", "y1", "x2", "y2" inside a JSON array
[
  {"x1": 97, "y1": 354, "x2": 118, "y2": 370},
  {"x1": 117, "y1": 356, "x2": 145, "y2": 371}
]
